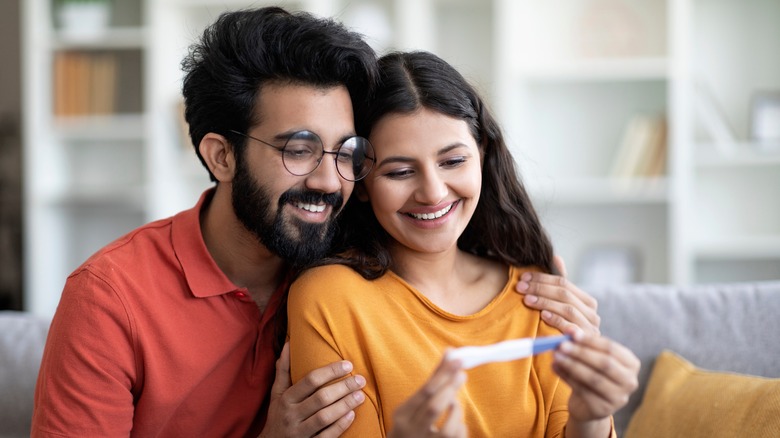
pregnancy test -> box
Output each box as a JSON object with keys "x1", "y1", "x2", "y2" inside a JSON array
[{"x1": 445, "y1": 334, "x2": 571, "y2": 370}]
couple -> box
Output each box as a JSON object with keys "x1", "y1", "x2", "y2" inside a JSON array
[{"x1": 32, "y1": 6, "x2": 637, "y2": 437}]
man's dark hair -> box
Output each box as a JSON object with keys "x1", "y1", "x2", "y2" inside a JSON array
[
  {"x1": 324, "y1": 51, "x2": 558, "y2": 277},
  {"x1": 181, "y1": 6, "x2": 378, "y2": 181}
]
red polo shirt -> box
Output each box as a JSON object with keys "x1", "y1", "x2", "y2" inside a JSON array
[{"x1": 33, "y1": 189, "x2": 286, "y2": 437}]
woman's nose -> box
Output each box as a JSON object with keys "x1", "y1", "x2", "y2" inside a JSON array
[{"x1": 414, "y1": 170, "x2": 448, "y2": 205}]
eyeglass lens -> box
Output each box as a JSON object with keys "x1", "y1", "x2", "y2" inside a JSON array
[{"x1": 282, "y1": 131, "x2": 374, "y2": 181}]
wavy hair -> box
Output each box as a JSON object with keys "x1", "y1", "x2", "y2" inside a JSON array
[
  {"x1": 181, "y1": 6, "x2": 378, "y2": 181},
  {"x1": 322, "y1": 51, "x2": 558, "y2": 277}
]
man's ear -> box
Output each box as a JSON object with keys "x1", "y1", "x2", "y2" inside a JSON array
[
  {"x1": 355, "y1": 182, "x2": 369, "y2": 202},
  {"x1": 199, "y1": 133, "x2": 236, "y2": 182}
]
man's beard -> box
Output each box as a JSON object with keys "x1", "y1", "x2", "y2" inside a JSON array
[{"x1": 231, "y1": 159, "x2": 343, "y2": 267}]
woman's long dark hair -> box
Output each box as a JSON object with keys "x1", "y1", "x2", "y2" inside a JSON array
[{"x1": 318, "y1": 51, "x2": 558, "y2": 278}]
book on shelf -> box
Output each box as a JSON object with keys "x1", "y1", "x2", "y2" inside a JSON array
[
  {"x1": 695, "y1": 78, "x2": 737, "y2": 154},
  {"x1": 52, "y1": 51, "x2": 118, "y2": 117},
  {"x1": 609, "y1": 114, "x2": 667, "y2": 179}
]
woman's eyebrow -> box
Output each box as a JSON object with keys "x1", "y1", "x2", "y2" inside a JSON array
[{"x1": 376, "y1": 142, "x2": 471, "y2": 167}]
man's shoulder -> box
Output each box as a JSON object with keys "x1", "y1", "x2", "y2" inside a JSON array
[
  {"x1": 84, "y1": 218, "x2": 173, "y2": 265},
  {"x1": 72, "y1": 217, "x2": 176, "y2": 279}
]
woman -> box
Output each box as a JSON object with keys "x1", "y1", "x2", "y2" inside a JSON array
[{"x1": 288, "y1": 51, "x2": 639, "y2": 437}]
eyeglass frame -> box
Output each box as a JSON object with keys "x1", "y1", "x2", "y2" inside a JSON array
[{"x1": 228, "y1": 129, "x2": 375, "y2": 182}]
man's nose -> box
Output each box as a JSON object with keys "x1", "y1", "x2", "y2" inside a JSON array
[{"x1": 304, "y1": 151, "x2": 344, "y2": 195}]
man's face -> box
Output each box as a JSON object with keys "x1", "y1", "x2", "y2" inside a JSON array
[{"x1": 231, "y1": 83, "x2": 356, "y2": 266}]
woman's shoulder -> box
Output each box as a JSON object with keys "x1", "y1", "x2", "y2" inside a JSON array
[
  {"x1": 289, "y1": 264, "x2": 377, "y2": 306},
  {"x1": 295, "y1": 263, "x2": 368, "y2": 285}
]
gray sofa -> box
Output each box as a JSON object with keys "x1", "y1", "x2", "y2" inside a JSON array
[
  {"x1": 2, "y1": 281, "x2": 780, "y2": 437},
  {"x1": 592, "y1": 281, "x2": 780, "y2": 435},
  {"x1": 0, "y1": 311, "x2": 49, "y2": 438}
]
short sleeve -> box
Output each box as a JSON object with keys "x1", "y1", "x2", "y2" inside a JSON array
[{"x1": 32, "y1": 268, "x2": 137, "y2": 437}]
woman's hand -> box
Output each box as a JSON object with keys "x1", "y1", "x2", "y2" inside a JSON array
[
  {"x1": 516, "y1": 256, "x2": 601, "y2": 336},
  {"x1": 553, "y1": 329, "x2": 640, "y2": 425},
  {"x1": 388, "y1": 357, "x2": 468, "y2": 438}
]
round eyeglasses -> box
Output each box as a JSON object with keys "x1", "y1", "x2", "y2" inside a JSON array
[{"x1": 230, "y1": 129, "x2": 375, "y2": 182}]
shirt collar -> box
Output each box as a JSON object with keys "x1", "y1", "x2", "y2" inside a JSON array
[{"x1": 172, "y1": 188, "x2": 243, "y2": 298}]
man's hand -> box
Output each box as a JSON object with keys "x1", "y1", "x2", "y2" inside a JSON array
[
  {"x1": 259, "y1": 343, "x2": 366, "y2": 438},
  {"x1": 515, "y1": 256, "x2": 601, "y2": 335}
]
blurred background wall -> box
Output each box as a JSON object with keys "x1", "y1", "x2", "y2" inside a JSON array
[{"x1": 9, "y1": 0, "x2": 780, "y2": 315}]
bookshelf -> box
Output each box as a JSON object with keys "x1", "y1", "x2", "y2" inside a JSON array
[
  {"x1": 685, "y1": 0, "x2": 780, "y2": 283},
  {"x1": 21, "y1": 0, "x2": 201, "y2": 317},
  {"x1": 22, "y1": 0, "x2": 780, "y2": 315}
]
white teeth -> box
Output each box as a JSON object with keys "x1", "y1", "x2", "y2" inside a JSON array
[
  {"x1": 409, "y1": 204, "x2": 452, "y2": 220},
  {"x1": 295, "y1": 202, "x2": 326, "y2": 213}
]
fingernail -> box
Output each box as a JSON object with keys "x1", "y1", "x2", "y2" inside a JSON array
[
  {"x1": 345, "y1": 410, "x2": 356, "y2": 421},
  {"x1": 517, "y1": 281, "x2": 529, "y2": 291},
  {"x1": 524, "y1": 294, "x2": 538, "y2": 304},
  {"x1": 541, "y1": 310, "x2": 552, "y2": 319},
  {"x1": 353, "y1": 391, "x2": 365, "y2": 402},
  {"x1": 560, "y1": 341, "x2": 574, "y2": 353},
  {"x1": 341, "y1": 361, "x2": 353, "y2": 372},
  {"x1": 354, "y1": 375, "x2": 366, "y2": 387},
  {"x1": 572, "y1": 329, "x2": 585, "y2": 342},
  {"x1": 521, "y1": 272, "x2": 532, "y2": 281}
]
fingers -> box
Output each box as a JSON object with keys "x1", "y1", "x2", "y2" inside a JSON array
[
  {"x1": 312, "y1": 410, "x2": 357, "y2": 438},
  {"x1": 553, "y1": 331, "x2": 640, "y2": 420},
  {"x1": 264, "y1": 355, "x2": 366, "y2": 437},
  {"x1": 295, "y1": 372, "x2": 367, "y2": 430},
  {"x1": 285, "y1": 359, "x2": 356, "y2": 404},
  {"x1": 270, "y1": 342, "x2": 293, "y2": 398},
  {"x1": 389, "y1": 358, "x2": 467, "y2": 438},
  {"x1": 437, "y1": 398, "x2": 467, "y2": 438},
  {"x1": 516, "y1": 271, "x2": 601, "y2": 335},
  {"x1": 405, "y1": 359, "x2": 463, "y2": 421},
  {"x1": 553, "y1": 255, "x2": 568, "y2": 277}
]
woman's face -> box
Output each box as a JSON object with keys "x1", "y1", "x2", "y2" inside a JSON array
[{"x1": 363, "y1": 107, "x2": 482, "y2": 255}]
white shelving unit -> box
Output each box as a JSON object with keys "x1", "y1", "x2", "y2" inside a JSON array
[
  {"x1": 23, "y1": 0, "x2": 780, "y2": 315},
  {"x1": 23, "y1": 0, "x2": 145, "y2": 316},
  {"x1": 685, "y1": 0, "x2": 780, "y2": 284}
]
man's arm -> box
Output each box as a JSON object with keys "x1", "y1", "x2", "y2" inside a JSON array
[
  {"x1": 515, "y1": 256, "x2": 601, "y2": 335},
  {"x1": 259, "y1": 343, "x2": 366, "y2": 438},
  {"x1": 32, "y1": 270, "x2": 136, "y2": 436}
]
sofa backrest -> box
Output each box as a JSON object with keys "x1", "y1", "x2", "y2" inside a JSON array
[{"x1": 591, "y1": 281, "x2": 780, "y2": 436}]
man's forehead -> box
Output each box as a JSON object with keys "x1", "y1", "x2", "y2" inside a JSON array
[{"x1": 252, "y1": 82, "x2": 355, "y2": 136}]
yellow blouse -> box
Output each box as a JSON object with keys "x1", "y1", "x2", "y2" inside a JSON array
[{"x1": 289, "y1": 264, "x2": 571, "y2": 437}]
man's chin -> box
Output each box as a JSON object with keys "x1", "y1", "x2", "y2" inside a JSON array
[{"x1": 263, "y1": 219, "x2": 335, "y2": 266}]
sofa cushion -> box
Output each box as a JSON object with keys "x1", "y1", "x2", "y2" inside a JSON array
[{"x1": 625, "y1": 350, "x2": 780, "y2": 438}]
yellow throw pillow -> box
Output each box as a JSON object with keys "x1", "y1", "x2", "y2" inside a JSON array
[{"x1": 625, "y1": 350, "x2": 780, "y2": 438}]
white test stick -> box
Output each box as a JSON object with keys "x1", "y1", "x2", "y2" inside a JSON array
[{"x1": 445, "y1": 334, "x2": 570, "y2": 370}]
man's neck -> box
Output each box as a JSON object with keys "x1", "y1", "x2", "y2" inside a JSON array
[{"x1": 200, "y1": 184, "x2": 286, "y2": 310}]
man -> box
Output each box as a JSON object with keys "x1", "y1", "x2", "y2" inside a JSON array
[{"x1": 32, "y1": 6, "x2": 599, "y2": 438}]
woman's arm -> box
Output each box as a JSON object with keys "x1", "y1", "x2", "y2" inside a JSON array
[{"x1": 288, "y1": 270, "x2": 383, "y2": 437}]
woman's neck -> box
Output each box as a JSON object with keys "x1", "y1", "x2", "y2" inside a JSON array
[{"x1": 389, "y1": 243, "x2": 507, "y2": 315}]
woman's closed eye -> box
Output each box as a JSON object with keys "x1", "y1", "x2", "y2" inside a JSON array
[
  {"x1": 383, "y1": 167, "x2": 415, "y2": 179},
  {"x1": 440, "y1": 156, "x2": 468, "y2": 168}
]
